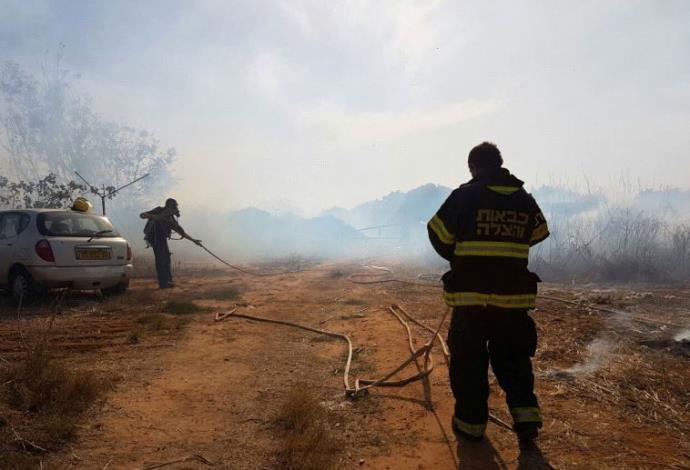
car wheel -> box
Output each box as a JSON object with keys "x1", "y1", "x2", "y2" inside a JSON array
[
  {"x1": 11, "y1": 270, "x2": 35, "y2": 305},
  {"x1": 102, "y1": 281, "x2": 129, "y2": 296}
]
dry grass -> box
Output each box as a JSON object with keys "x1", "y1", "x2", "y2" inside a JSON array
[
  {"x1": 273, "y1": 387, "x2": 341, "y2": 470},
  {"x1": 132, "y1": 255, "x2": 228, "y2": 279},
  {"x1": 531, "y1": 208, "x2": 690, "y2": 282},
  {"x1": 204, "y1": 285, "x2": 243, "y2": 301},
  {"x1": 259, "y1": 254, "x2": 320, "y2": 272},
  {"x1": 131, "y1": 255, "x2": 157, "y2": 279},
  {"x1": 136, "y1": 313, "x2": 190, "y2": 331},
  {"x1": 587, "y1": 293, "x2": 614, "y2": 305},
  {"x1": 539, "y1": 292, "x2": 690, "y2": 440},
  {"x1": 341, "y1": 298, "x2": 368, "y2": 306},
  {"x1": 567, "y1": 344, "x2": 690, "y2": 433},
  {"x1": 101, "y1": 288, "x2": 158, "y2": 313},
  {"x1": 0, "y1": 344, "x2": 104, "y2": 467},
  {"x1": 163, "y1": 300, "x2": 211, "y2": 315},
  {"x1": 328, "y1": 269, "x2": 347, "y2": 279}
]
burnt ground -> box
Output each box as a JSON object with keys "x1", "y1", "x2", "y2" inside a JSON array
[{"x1": 0, "y1": 263, "x2": 688, "y2": 469}]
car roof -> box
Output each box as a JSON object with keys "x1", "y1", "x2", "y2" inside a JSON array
[
  {"x1": 0, "y1": 208, "x2": 106, "y2": 216},
  {"x1": 0, "y1": 208, "x2": 63, "y2": 213}
]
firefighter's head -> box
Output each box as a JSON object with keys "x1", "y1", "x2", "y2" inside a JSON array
[
  {"x1": 468, "y1": 142, "x2": 503, "y2": 178},
  {"x1": 165, "y1": 198, "x2": 180, "y2": 217}
]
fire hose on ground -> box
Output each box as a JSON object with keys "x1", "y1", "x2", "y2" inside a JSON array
[
  {"x1": 192, "y1": 244, "x2": 519, "y2": 430},
  {"x1": 197, "y1": 242, "x2": 316, "y2": 277},
  {"x1": 213, "y1": 304, "x2": 514, "y2": 432},
  {"x1": 214, "y1": 304, "x2": 447, "y2": 397},
  {"x1": 195, "y1": 244, "x2": 678, "y2": 431}
]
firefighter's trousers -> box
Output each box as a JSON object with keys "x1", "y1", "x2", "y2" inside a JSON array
[
  {"x1": 152, "y1": 240, "x2": 173, "y2": 288},
  {"x1": 447, "y1": 306, "x2": 542, "y2": 438}
]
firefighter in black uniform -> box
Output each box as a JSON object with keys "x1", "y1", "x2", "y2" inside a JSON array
[
  {"x1": 140, "y1": 198, "x2": 201, "y2": 289},
  {"x1": 427, "y1": 142, "x2": 549, "y2": 442}
]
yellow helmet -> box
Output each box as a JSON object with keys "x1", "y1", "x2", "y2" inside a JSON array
[{"x1": 71, "y1": 197, "x2": 93, "y2": 213}]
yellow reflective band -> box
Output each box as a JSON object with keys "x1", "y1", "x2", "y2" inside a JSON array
[
  {"x1": 510, "y1": 407, "x2": 542, "y2": 423},
  {"x1": 487, "y1": 185, "x2": 520, "y2": 195},
  {"x1": 428, "y1": 214, "x2": 455, "y2": 245},
  {"x1": 530, "y1": 224, "x2": 549, "y2": 243},
  {"x1": 453, "y1": 416, "x2": 486, "y2": 437},
  {"x1": 454, "y1": 241, "x2": 529, "y2": 259},
  {"x1": 443, "y1": 291, "x2": 537, "y2": 309}
]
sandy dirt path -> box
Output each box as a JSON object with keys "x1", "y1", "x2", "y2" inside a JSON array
[{"x1": 28, "y1": 269, "x2": 689, "y2": 469}]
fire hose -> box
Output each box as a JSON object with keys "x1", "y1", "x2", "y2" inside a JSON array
[
  {"x1": 196, "y1": 242, "x2": 315, "y2": 277},
  {"x1": 195, "y1": 247, "x2": 514, "y2": 428},
  {"x1": 214, "y1": 304, "x2": 514, "y2": 431},
  {"x1": 195, "y1": 244, "x2": 683, "y2": 447},
  {"x1": 215, "y1": 304, "x2": 449, "y2": 398},
  {"x1": 347, "y1": 270, "x2": 441, "y2": 288}
]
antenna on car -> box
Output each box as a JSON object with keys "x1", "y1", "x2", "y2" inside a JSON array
[{"x1": 74, "y1": 171, "x2": 150, "y2": 216}]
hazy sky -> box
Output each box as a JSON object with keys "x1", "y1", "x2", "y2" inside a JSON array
[{"x1": 2, "y1": 0, "x2": 689, "y2": 214}]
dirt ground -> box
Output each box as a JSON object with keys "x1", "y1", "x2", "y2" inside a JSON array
[{"x1": 1, "y1": 262, "x2": 689, "y2": 469}]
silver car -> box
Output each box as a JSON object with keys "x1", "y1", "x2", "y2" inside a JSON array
[{"x1": 0, "y1": 209, "x2": 133, "y2": 302}]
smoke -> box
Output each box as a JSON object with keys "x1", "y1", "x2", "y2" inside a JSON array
[
  {"x1": 563, "y1": 338, "x2": 614, "y2": 376},
  {"x1": 674, "y1": 329, "x2": 690, "y2": 342}
]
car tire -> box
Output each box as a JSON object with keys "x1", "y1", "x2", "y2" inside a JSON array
[
  {"x1": 10, "y1": 269, "x2": 36, "y2": 305},
  {"x1": 102, "y1": 281, "x2": 129, "y2": 296}
]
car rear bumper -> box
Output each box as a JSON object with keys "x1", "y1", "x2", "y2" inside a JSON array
[{"x1": 27, "y1": 264, "x2": 133, "y2": 290}]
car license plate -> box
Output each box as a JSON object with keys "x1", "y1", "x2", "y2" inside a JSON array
[{"x1": 75, "y1": 247, "x2": 112, "y2": 261}]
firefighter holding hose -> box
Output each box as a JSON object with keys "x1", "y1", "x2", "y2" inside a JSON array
[
  {"x1": 428, "y1": 142, "x2": 549, "y2": 443},
  {"x1": 140, "y1": 198, "x2": 202, "y2": 289}
]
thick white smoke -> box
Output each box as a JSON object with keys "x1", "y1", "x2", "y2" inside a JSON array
[{"x1": 674, "y1": 329, "x2": 690, "y2": 342}]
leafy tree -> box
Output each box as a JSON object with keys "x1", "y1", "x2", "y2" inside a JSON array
[
  {"x1": 0, "y1": 173, "x2": 86, "y2": 209},
  {"x1": 0, "y1": 50, "x2": 174, "y2": 211}
]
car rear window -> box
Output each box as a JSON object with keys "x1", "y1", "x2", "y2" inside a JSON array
[
  {"x1": 37, "y1": 212, "x2": 120, "y2": 238},
  {"x1": 0, "y1": 212, "x2": 30, "y2": 239}
]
